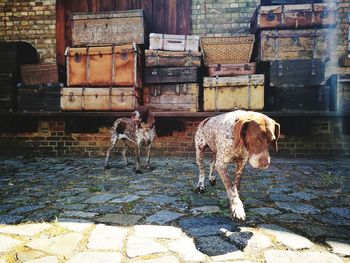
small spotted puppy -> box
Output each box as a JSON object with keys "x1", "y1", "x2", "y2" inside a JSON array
[
  {"x1": 104, "y1": 106, "x2": 156, "y2": 173},
  {"x1": 195, "y1": 110, "x2": 280, "y2": 221}
]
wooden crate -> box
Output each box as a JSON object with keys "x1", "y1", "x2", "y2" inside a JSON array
[
  {"x1": 66, "y1": 44, "x2": 141, "y2": 87},
  {"x1": 269, "y1": 59, "x2": 325, "y2": 86},
  {"x1": 72, "y1": 10, "x2": 145, "y2": 46},
  {"x1": 203, "y1": 75, "x2": 264, "y2": 111},
  {"x1": 143, "y1": 84, "x2": 199, "y2": 112},
  {"x1": 60, "y1": 87, "x2": 139, "y2": 111},
  {"x1": 270, "y1": 85, "x2": 329, "y2": 111},
  {"x1": 145, "y1": 50, "x2": 202, "y2": 67},
  {"x1": 20, "y1": 63, "x2": 58, "y2": 85},
  {"x1": 251, "y1": 3, "x2": 336, "y2": 33},
  {"x1": 17, "y1": 83, "x2": 61, "y2": 112},
  {"x1": 259, "y1": 28, "x2": 330, "y2": 61},
  {"x1": 149, "y1": 33, "x2": 200, "y2": 51}
]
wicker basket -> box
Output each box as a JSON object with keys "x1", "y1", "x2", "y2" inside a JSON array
[{"x1": 200, "y1": 35, "x2": 255, "y2": 65}]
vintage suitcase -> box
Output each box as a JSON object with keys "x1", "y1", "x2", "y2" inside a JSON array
[
  {"x1": 149, "y1": 33, "x2": 200, "y2": 52},
  {"x1": 269, "y1": 59, "x2": 325, "y2": 86},
  {"x1": 259, "y1": 29, "x2": 330, "y2": 61},
  {"x1": 144, "y1": 67, "x2": 199, "y2": 84},
  {"x1": 261, "y1": 0, "x2": 323, "y2": 5},
  {"x1": 328, "y1": 74, "x2": 350, "y2": 112},
  {"x1": 72, "y1": 10, "x2": 145, "y2": 46},
  {"x1": 0, "y1": 41, "x2": 38, "y2": 74},
  {"x1": 60, "y1": 87, "x2": 139, "y2": 111},
  {"x1": 203, "y1": 75, "x2": 264, "y2": 111},
  {"x1": 20, "y1": 63, "x2": 59, "y2": 85},
  {"x1": 201, "y1": 35, "x2": 255, "y2": 65},
  {"x1": 206, "y1": 63, "x2": 256, "y2": 77},
  {"x1": 66, "y1": 44, "x2": 141, "y2": 87},
  {"x1": 251, "y1": 3, "x2": 336, "y2": 32},
  {"x1": 143, "y1": 84, "x2": 199, "y2": 112},
  {"x1": 0, "y1": 73, "x2": 15, "y2": 112},
  {"x1": 17, "y1": 83, "x2": 61, "y2": 112},
  {"x1": 271, "y1": 85, "x2": 329, "y2": 111},
  {"x1": 145, "y1": 50, "x2": 202, "y2": 67}
]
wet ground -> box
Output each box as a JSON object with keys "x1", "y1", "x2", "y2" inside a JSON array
[{"x1": 0, "y1": 156, "x2": 349, "y2": 262}]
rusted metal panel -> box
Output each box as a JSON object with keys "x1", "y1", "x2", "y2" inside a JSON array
[
  {"x1": 143, "y1": 83, "x2": 199, "y2": 112},
  {"x1": 66, "y1": 44, "x2": 141, "y2": 87},
  {"x1": 71, "y1": 10, "x2": 146, "y2": 46}
]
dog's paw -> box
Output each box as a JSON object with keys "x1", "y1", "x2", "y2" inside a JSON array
[
  {"x1": 231, "y1": 199, "x2": 246, "y2": 221},
  {"x1": 209, "y1": 178, "x2": 216, "y2": 186},
  {"x1": 104, "y1": 165, "x2": 110, "y2": 170},
  {"x1": 195, "y1": 186, "x2": 204, "y2": 194},
  {"x1": 135, "y1": 169, "x2": 142, "y2": 174}
]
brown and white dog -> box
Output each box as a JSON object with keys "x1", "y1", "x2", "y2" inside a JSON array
[
  {"x1": 104, "y1": 106, "x2": 156, "y2": 173},
  {"x1": 194, "y1": 110, "x2": 280, "y2": 220}
]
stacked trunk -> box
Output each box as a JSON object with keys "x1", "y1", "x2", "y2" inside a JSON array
[
  {"x1": 251, "y1": 2, "x2": 336, "y2": 111},
  {"x1": 143, "y1": 34, "x2": 201, "y2": 112},
  {"x1": 18, "y1": 63, "x2": 61, "y2": 112},
  {"x1": 61, "y1": 10, "x2": 145, "y2": 111},
  {"x1": 200, "y1": 35, "x2": 264, "y2": 111},
  {"x1": 0, "y1": 41, "x2": 39, "y2": 112}
]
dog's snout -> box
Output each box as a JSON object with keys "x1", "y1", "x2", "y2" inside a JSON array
[{"x1": 259, "y1": 156, "x2": 270, "y2": 169}]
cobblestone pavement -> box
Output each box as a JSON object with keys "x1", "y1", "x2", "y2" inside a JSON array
[{"x1": 0, "y1": 156, "x2": 349, "y2": 262}]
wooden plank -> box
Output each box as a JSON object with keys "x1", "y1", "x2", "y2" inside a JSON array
[
  {"x1": 141, "y1": 0, "x2": 153, "y2": 32},
  {"x1": 152, "y1": 0, "x2": 165, "y2": 33},
  {"x1": 55, "y1": 0, "x2": 66, "y2": 66},
  {"x1": 165, "y1": 0, "x2": 177, "y2": 34},
  {"x1": 176, "y1": 0, "x2": 190, "y2": 34},
  {"x1": 133, "y1": 0, "x2": 141, "y2": 9}
]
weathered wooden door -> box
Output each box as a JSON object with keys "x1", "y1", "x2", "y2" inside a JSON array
[{"x1": 56, "y1": 0, "x2": 191, "y2": 66}]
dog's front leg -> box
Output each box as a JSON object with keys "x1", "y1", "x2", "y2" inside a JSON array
[
  {"x1": 146, "y1": 144, "x2": 152, "y2": 170},
  {"x1": 104, "y1": 134, "x2": 118, "y2": 169},
  {"x1": 135, "y1": 144, "x2": 141, "y2": 174},
  {"x1": 230, "y1": 160, "x2": 247, "y2": 220},
  {"x1": 216, "y1": 160, "x2": 245, "y2": 221}
]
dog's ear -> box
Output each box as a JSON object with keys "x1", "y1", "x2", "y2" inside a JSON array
[
  {"x1": 272, "y1": 122, "x2": 280, "y2": 152},
  {"x1": 233, "y1": 119, "x2": 250, "y2": 149},
  {"x1": 131, "y1": 110, "x2": 140, "y2": 122},
  {"x1": 264, "y1": 116, "x2": 280, "y2": 152}
]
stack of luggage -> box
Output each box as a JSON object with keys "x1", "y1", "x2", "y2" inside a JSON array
[
  {"x1": 61, "y1": 10, "x2": 145, "y2": 111},
  {"x1": 0, "y1": 41, "x2": 39, "y2": 112},
  {"x1": 201, "y1": 35, "x2": 265, "y2": 112},
  {"x1": 251, "y1": 1, "x2": 337, "y2": 111},
  {"x1": 143, "y1": 33, "x2": 201, "y2": 112}
]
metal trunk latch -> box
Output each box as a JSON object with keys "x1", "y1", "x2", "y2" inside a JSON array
[
  {"x1": 278, "y1": 61, "x2": 283, "y2": 76},
  {"x1": 311, "y1": 60, "x2": 316, "y2": 76}
]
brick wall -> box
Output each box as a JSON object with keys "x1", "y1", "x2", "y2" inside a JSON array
[
  {"x1": 326, "y1": 0, "x2": 350, "y2": 76},
  {"x1": 0, "y1": 0, "x2": 56, "y2": 63},
  {"x1": 0, "y1": 117, "x2": 349, "y2": 158},
  {"x1": 191, "y1": 0, "x2": 259, "y2": 35}
]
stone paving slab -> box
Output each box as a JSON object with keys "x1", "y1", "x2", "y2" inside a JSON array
[
  {"x1": 0, "y1": 156, "x2": 349, "y2": 262},
  {"x1": 264, "y1": 250, "x2": 343, "y2": 263},
  {"x1": 87, "y1": 224, "x2": 127, "y2": 250},
  {"x1": 259, "y1": 224, "x2": 314, "y2": 250}
]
